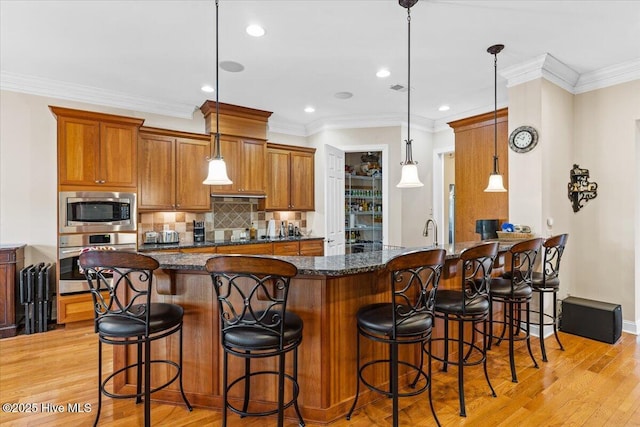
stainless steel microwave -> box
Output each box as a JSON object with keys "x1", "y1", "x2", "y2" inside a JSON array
[{"x1": 59, "y1": 191, "x2": 137, "y2": 233}]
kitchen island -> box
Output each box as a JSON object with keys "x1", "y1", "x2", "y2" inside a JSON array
[{"x1": 123, "y1": 241, "x2": 515, "y2": 424}]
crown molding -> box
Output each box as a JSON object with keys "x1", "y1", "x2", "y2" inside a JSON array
[
  {"x1": 0, "y1": 71, "x2": 198, "y2": 119},
  {"x1": 501, "y1": 54, "x2": 640, "y2": 95},
  {"x1": 501, "y1": 53, "x2": 580, "y2": 93},
  {"x1": 574, "y1": 58, "x2": 640, "y2": 93}
]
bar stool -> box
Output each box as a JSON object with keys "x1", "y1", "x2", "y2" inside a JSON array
[
  {"x1": 346, "y1": 248, "x2": 445, "y2": 427},
  {"x1": 488, "y1": 238, "x2": 543, "y2": 383},
  {"x1": 79, "y1": 251, "x2": 192, "y2": 427},
  {"x1": 430, "y1": 241, "x2": 498, "y2": 417},
  {"x1": 205, "y1": 255, "x2": 305, "y2": 427},
  {"x1": 526, "y1": 234, "x2": 569, "y2": 362}
]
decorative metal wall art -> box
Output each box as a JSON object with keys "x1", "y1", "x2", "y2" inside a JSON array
[{"x1": 568, "y1": 164, "x2": 598, "y2": 212}]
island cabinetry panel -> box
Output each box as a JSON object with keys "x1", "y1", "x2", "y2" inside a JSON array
[
  {"x1": 0, "y1": 246, "x2": 24, "y2": 338},
  {"x1": 51, "y1": 106, "x2": 144, "y2": 191},
  {"x1": 138, "y1": 127, "x2": 211, "y2": 212},
  {"x1": 266, "y1": 143, "x2": 315, "y2": 211}
]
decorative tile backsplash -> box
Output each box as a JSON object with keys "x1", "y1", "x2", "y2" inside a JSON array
[{"x1": 138, "y1": 198, "x2": 307, "y2": 244}]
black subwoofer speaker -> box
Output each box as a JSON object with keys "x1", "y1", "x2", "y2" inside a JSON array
[{"x1": 560, "y1": 296, "x2": 622, "y2": 344}]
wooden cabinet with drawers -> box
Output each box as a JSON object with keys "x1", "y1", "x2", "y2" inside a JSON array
[
  {"x1": 266, "y1": 143, "x2": 315, "y2": 211},
  {"x1": 138, "y1": 127, "x2": 211, "y2": 212},
  {"x1": 51, "y1": 106, "x2": 144, "y2": 191}
]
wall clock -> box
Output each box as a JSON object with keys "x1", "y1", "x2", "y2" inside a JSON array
[{"x1": 509, "y1": 125, "x2": 538, "y2": 153}]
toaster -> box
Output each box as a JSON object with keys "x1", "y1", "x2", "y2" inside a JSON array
[{"x1": 157, "y1": 230, "x2": 179, "y2": 244}]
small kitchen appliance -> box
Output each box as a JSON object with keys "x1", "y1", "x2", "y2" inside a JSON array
[
  {"x1": 158, "y1": 230, "x2": 179, "y2": 244},
  {"x1": 267, "y1": 219, "x2": 276, "y2": 239},
  {"x1": 193, "y1": 221, "x2": 205, "y2": 243}
]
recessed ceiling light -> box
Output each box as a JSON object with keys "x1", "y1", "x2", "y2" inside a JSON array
[
  {"x1": 304, "y1": 106, "x2": 315, "y2": 113},
  {"x1": 220, "y1": 61, "x2": 245, "y2": 72},
  {"x1": 376, "y1": 69, "x2": 391, "y2": 78},
  {"x1": 438, "y1": 105, "x2": 450, "y2": 111},
  {"x1": 334, "y1": 92, "x2": 353, "y2": 99},
  {"x1": 246, "y1": 24, "x2": 265, "y2": 37},
  {"x1": 201, "y1": 85, "x2": 214, "y2": 93}
]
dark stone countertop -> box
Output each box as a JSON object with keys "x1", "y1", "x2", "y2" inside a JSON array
[
  {"x1": 144, "y1": 240, "x2": 520, "y2": 277},
  {"x1": 138, "y1": 236, "x2": 325, "y2": 252}
]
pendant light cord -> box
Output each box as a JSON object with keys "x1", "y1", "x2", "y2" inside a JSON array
[
  {"x1": 493, "y1": 50, "x2": 498, "y2": 173},
  {"x1": 404, "y1": 6, "x2": 413, "y2": 164},
  {"x1": 214, "y1": 0, "x2": 221, "y2": 159}
]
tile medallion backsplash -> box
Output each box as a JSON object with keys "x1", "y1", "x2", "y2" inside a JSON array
[{"x1": 138, "y1": 198, "x2": 307, "y2": 244}]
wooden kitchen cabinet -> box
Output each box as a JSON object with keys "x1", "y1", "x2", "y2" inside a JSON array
[
  {"x1": 200, "y1": 102, "x2": 272, "y2": 197},
  {"x1": 299, "y1": 239, "x2": 324, "y2": 256},
  {"x1": 0, "y1": 245, "x2": 25, "y2": 338},
  {"x1": 272, "y1": 241, "x2": 300, "y2": 255},
  {"x1": 51, "y1": 107, "x2": 144, "y2": 190},
  {"x1": 57, "y1": 291, "x2": 108, "y2": 324},
  {"x1": 210, "y1": 136, "x2": 266, "y2": 196},
  {"x1": 138, "y1": 127, "x2": 211, "y2": 212},
  {"x1": 217, "y1": 243, "x2": 273, "y2": 255},
  {"x1": 266, "y1": 143, "x2": 315, "y2": 211}
]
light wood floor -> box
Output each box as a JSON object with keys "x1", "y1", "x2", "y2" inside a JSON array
[{"x1": 1, "y1": 321, "x2": 638, "y2": 426}]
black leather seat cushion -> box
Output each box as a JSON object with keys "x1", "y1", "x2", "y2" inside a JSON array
[
  {"x1": 97, "y1": 303, "x2": 183, "y2": 337},
  {"x1": 490, "y1": 277, "x2": 532, "y2": 298},
  {"x1": 435, "y1": 289, "x2": 489, "y2": 315},
  {"x1": 503, "y1": 271, "x2": 559, "y2": 290},
  {"x1": 223, "y1": 311, "x2": 303, "y2": 350},
  {"x1": 357, "y1": 302, "x2": 433, "y2": 337}
]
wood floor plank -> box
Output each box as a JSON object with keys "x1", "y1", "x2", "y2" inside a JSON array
[{"x1": 0, "y1": 326, "x2": 639, "y2": 426}]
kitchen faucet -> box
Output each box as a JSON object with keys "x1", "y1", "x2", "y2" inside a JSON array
[{"x1": 423, "y1": 218, "x2": 438, "y2": 246}]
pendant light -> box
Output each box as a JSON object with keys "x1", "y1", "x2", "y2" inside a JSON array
[
  {"x1": 484, "y1": 44, "x2": 507, "y2": 192},
  {"x1": 203, "y1": 0, "x2": 233, "y2": 185},
  {"x1": 396, "y1": 0, "x2": 424, "y2": 188}
]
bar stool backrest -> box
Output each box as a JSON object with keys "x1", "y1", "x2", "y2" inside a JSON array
[
  {"x1": 79, "y1": 251, "x2": 159, "y2": 336},
  {"x1": 506, "y1": 238, "x2": 543, "y2": 291},
  {"x1": 383, "y1": 248, "x2": 446, "y2": 338},
  {"x1": 205, "y1": 255, "x2": 298, "y2": 349},
  {"x1": 541, "y1": 234, "x2": 569, "y2": 285},
  {"x1": 460, "y1": 242, "x2": 499, "y2": 313}
]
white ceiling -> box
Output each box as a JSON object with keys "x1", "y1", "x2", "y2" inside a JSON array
[{"x1": 2, "y1": 0, "x2": 639, "y2": 135}]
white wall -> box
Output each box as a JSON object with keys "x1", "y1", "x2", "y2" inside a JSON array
[
  {"x1": 573, "y1": 80, "x2": 640, "y2": 329},
  {"x1": 508, "y1": 79, "x2": 639, "y2": 330}
]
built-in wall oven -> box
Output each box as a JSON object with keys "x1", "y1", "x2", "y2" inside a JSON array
[
  {"x1": 58, "y1": 233, "x2": 137, "y2": 295},
  {"x1": 59, "y1": 191, "x2": 136, "y2": 234}
]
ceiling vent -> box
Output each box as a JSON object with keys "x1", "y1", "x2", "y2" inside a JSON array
[{"x1": 390, "y1": 84, "x2": 408, "y2": 92}]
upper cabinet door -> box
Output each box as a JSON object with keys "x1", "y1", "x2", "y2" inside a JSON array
[
  {"x1": 289, "y1": 150, "x2": 315, "y2": 211},
  {"x1": 138, "y1": 133, "x2": 176, "y2": 211},
  {"x1": 240, "y1": 139, "x2": 266, "y2": 194},
  {"x1": 266, "y1": 148, "x2": 291, "y2": 210},
  {"x1": 176, "y1": 137, "x2": 211, "y2": 210},
  {"x1": 99, "y1": 122, "x2": 138, "y2": 188},
  {"x1": 58, "y1": 117, "x2": 101, "y2": 186}
]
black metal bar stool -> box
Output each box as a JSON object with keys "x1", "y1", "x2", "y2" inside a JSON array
[
  {"x1": 79, "y1": 251, "x2": 192, "y2": 427},
  {"x1": 346, "y1": 248, "x2": 445, "y2": 427},
  {"x1": 488, "y1": 238, "x2": 543, "y2": 383},
  {"x1": 430, "y1": 241, "x2": 499, "y2": 416},
  {"x1": 205, "y1": 255, "x2": 305, "y2": 427},
  {"x1": 526, "y1": 233, "x2": 569, "y2": 362}
]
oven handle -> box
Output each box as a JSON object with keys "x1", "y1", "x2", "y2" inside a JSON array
[{"x1": 59, "y1": 245, "x2": 137, "y2": 259}]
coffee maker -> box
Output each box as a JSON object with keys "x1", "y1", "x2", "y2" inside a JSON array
[{"x1": 193, "y1": 220, "x2": 205, "y2": 243}]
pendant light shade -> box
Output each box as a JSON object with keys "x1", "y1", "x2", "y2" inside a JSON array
[
  {"x1": 484, "y1": 43, "x2": 506, "y2": 193},
  {"x1": 398, "y1": 163, "x2": 423, "y2": 188},
  {"x1": 396, "y1": 0, "x2": 424, "y2": 189},
  {"x1": 203, "y1": 0, "x2": 233, "y2": 186},
  {"x1": 485, "y1": 172, "x2": 506, "y2": 192}
]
